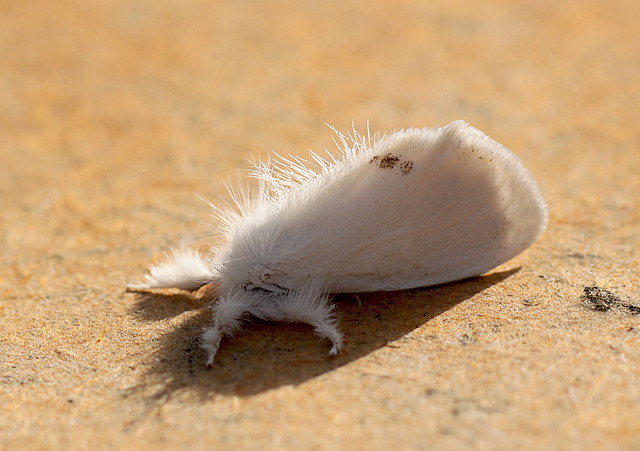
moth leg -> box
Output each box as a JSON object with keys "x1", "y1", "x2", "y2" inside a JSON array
[
  {"x1": 127, "y1": 247, "x2": 214, "y2": 291},
  {"x1": 201, "y1": 291, "x2": 254, "y2": 367},
  {"x1": 276, "y1": 289, "x2": 343, "y2": 356}
]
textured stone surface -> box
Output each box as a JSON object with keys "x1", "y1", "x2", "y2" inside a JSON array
[{"x1": 2, "y1": 1, "x2": 639, "y2": 449}]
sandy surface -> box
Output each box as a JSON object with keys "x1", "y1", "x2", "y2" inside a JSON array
[{"x1": 2, "y1": 0, "x2": 639, "y2": 449}]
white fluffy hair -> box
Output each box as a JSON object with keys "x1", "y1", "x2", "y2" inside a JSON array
[{"x1": 128, "y1": 121, "x2": 547, "y2": 366}]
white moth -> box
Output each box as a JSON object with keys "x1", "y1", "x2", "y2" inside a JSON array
[{"x1": 128, "y1": 121, "x2": 547, "y2": 366}]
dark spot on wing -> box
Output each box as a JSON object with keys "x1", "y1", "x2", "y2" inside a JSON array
[
  {"x1": 370, "y1": 153, "x2": 400, "y2": 168},
  {"x1": 400, "y1": 160, "x2": 414, "y2": 175},
  {"x1": 370, "y1": 154, "x2": 414, "y2": 175}
]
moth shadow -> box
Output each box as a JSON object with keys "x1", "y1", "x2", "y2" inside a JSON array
[
  {"x1": 128, "y1": 291, "x2": 209, "y2": 321},
  {"x1": 128, "y1": 268, "x2": 519, "y2": 399}
]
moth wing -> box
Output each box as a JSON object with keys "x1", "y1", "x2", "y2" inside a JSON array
[{"x1": 264, "y1": 121, "x2": 546, "y2": 292}]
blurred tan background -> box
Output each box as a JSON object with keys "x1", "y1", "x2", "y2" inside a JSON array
[{"x1": 2, "y1": 0, "x2": 639, "y2": 449}]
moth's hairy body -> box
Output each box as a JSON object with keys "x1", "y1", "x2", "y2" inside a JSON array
[{"x1": 128, "y1": 121, "x2": 547, "y2": 366}]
